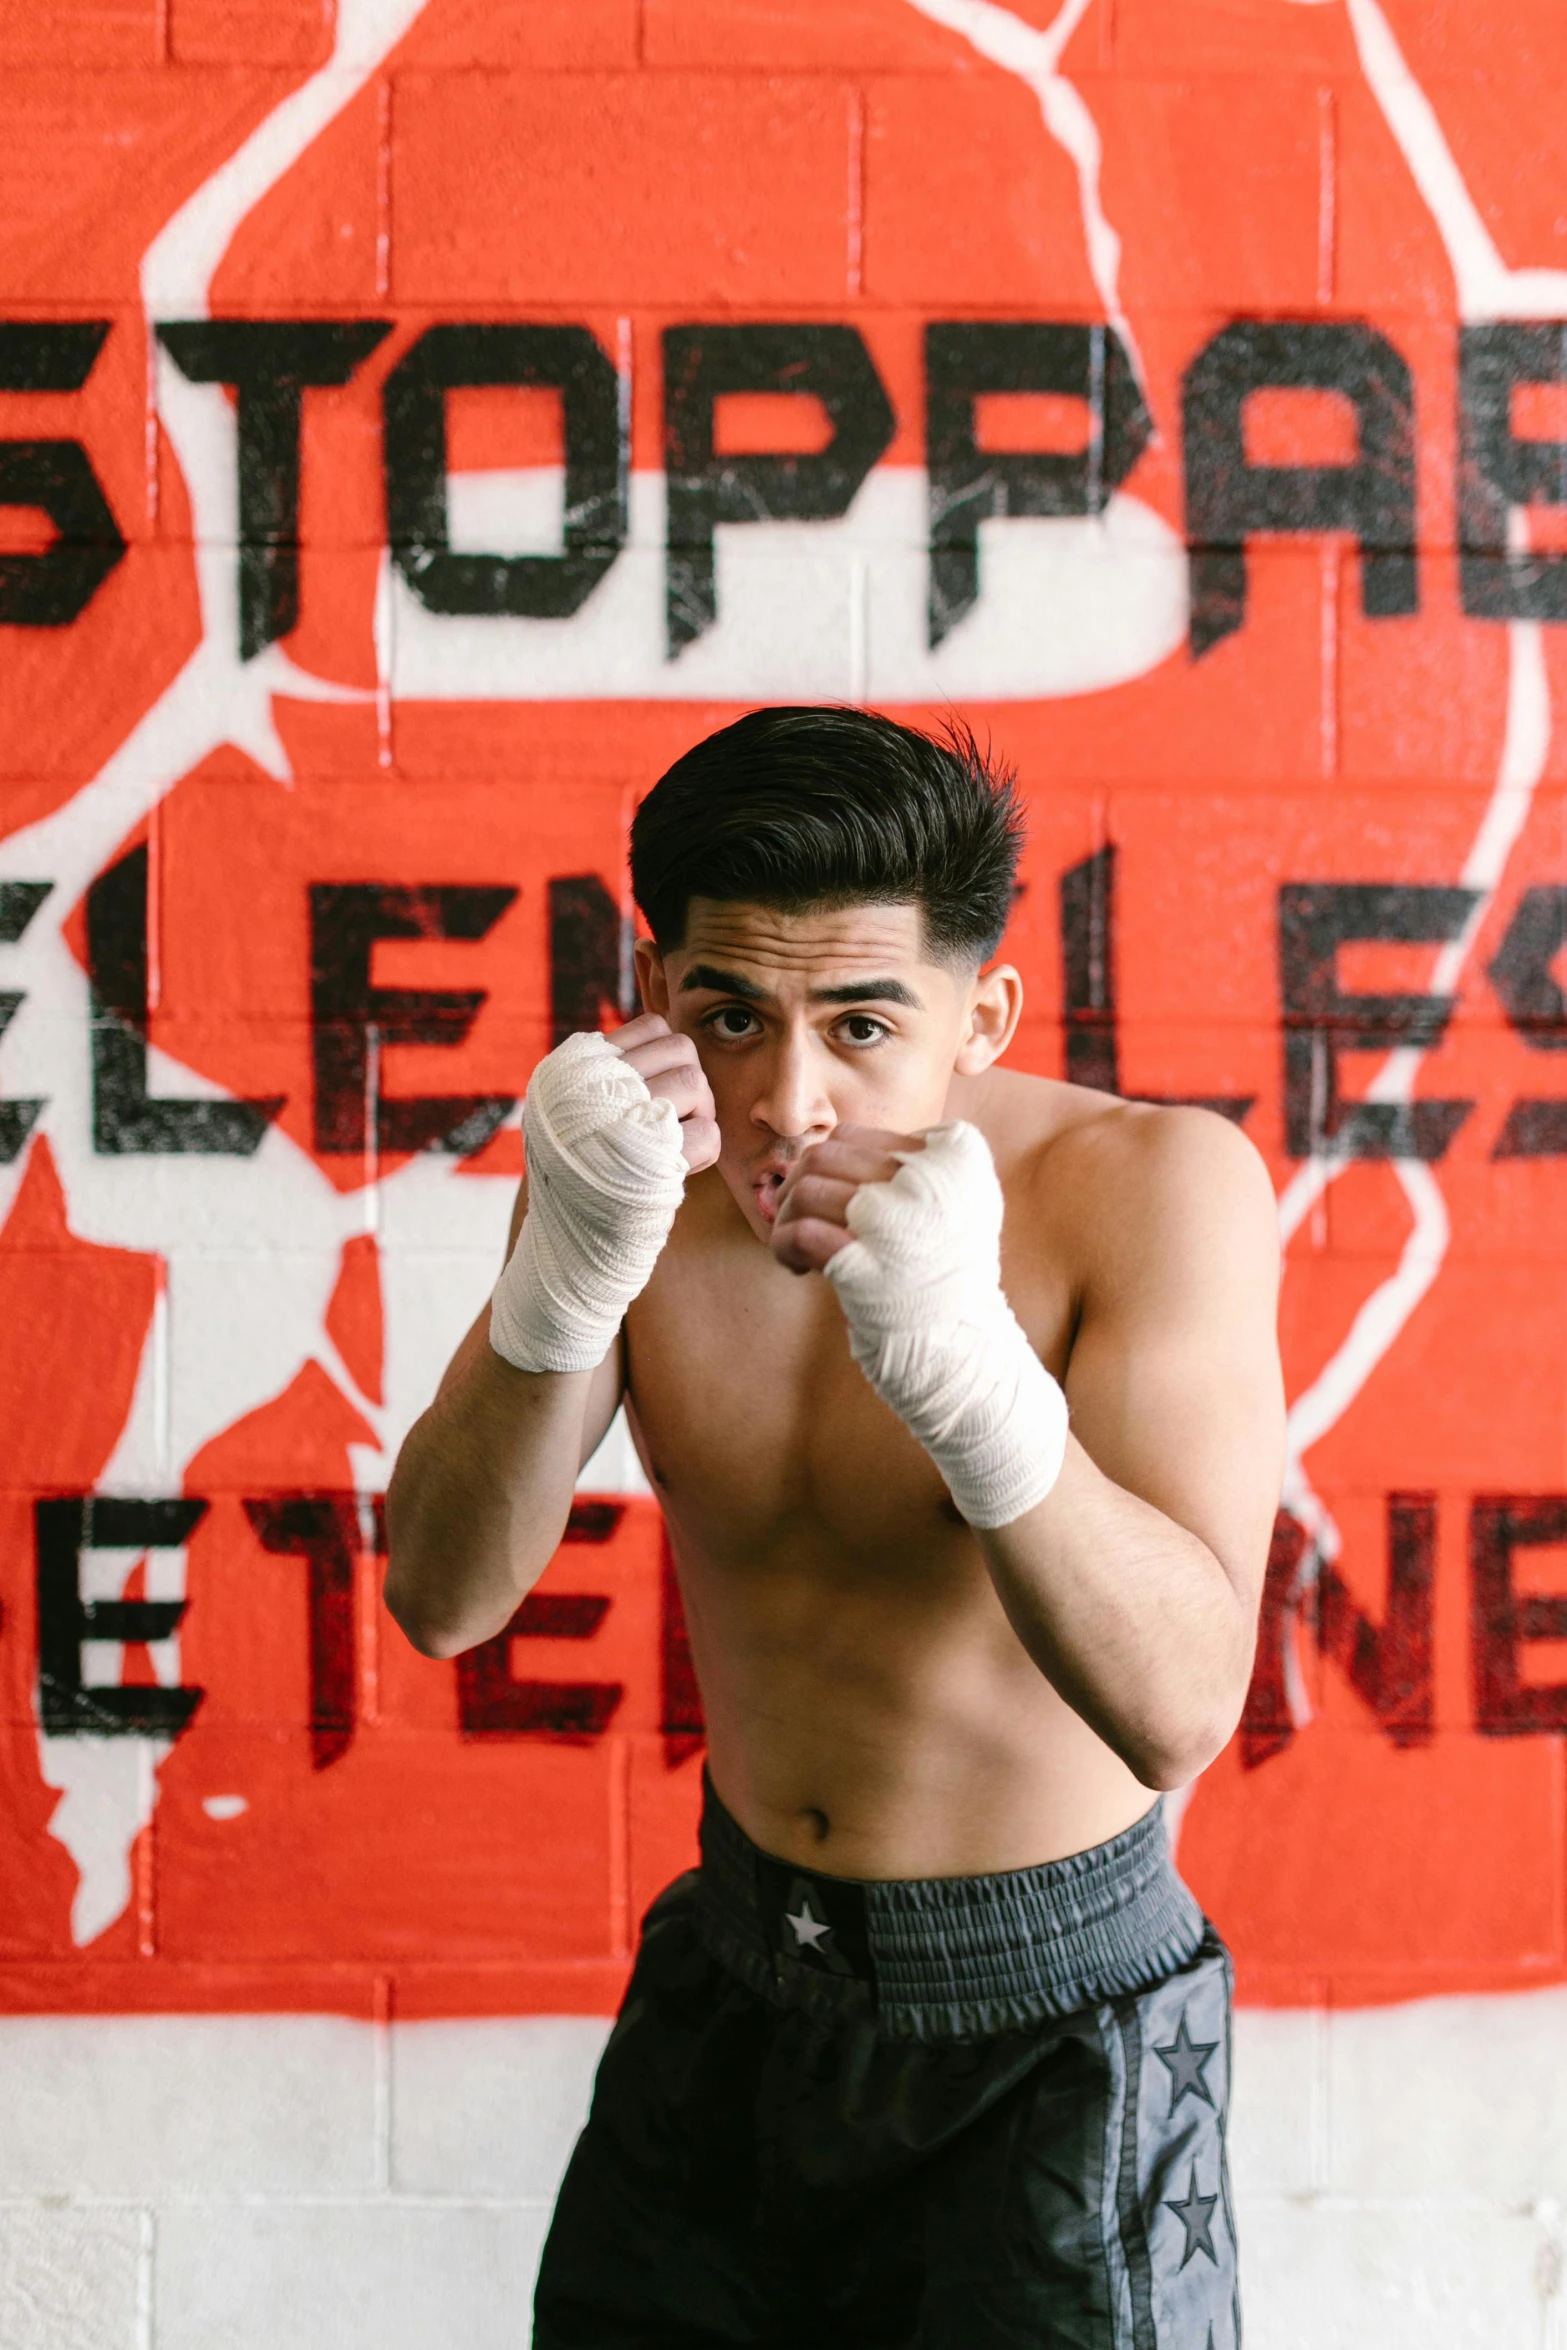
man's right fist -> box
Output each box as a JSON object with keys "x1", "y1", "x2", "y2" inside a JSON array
[
  {"x1": 605, "y1": 1013, "x2": 720, "y2": 1174},
  {"x1": 488, "y1": 1028, "x2": 696, "y2": 1374}
]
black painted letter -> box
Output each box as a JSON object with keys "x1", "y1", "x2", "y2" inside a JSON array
[
  {"x1": 1488, "y1": 884, "x2": 1567, "y2": 1156},
  {"x1": 1240, "y1": 1495, "x2": 1435, "y2": 1766},
  {"x1": 157, "y1": 320, "x2": 391, "y2": 659},
  {"x1": 1278, "y1": 882, "x2": 1476, "y2": 1159},
  {"x1": 309, "y1": 882, "x2": 517, "y2": 1158},
  {"x1": 926, "y1": 322, "x2": 1151, "y2": 647},
  {"x1": 1470, "y1": 1494, "x2": 1567, "y2": 1734},
  {"x1": 243, "y1": 1492, "x2": 384, "y2": 1770},
  {"x1": 0, "y1": 322, "x2": 126, "y2": 626},
  {"x1": 1059, "y1": 846, "x2": 1253, "y2": 1120},
  {"x1": 0, "y1": 880, "x2": 51, "y2": 1161},
  {"x1": 1458, "y1": 323, "x2": 1567, "y2": 622},
  {"x1": 384, "y1": 324, "x2": 624, "y2": 620},
  {"x1": 36, "y1": 1496, "x2": 206, "y2": 1737},
  {"x1": 88, "y1": 844, "x2": 283, "y2": 1154},
  {"x1": 1317, "y1": 1493, "x2": 1436, "y2": 1748},
  {"x1": 457, "y1": 1500, "x2": 626, "y2": 1738},
  {"x1": 1238, "y1": 1510, "x2": 1311, "y2": 1770},
  {"x1": 549, "y1": 874, "x2": 630, "y2": 1047},
  {"x1": 663, "y1": 323, "x2": 894, "y2": 657},
  {"x1": 1183, "y1": 320, "x2": 1417, "y2": 657}
]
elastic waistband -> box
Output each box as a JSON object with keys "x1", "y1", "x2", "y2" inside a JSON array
[{"x1": 692, "y1": 1777, "x2": 1207, "y2": 2041}]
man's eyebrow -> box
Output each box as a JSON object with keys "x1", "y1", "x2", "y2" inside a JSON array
[
  {"x1": 810, "y1": 977, "x2": 923, "y2": 1009},
  {"x1": 679, "y1": 964, "x2": 770, "y2": 1001},
  {"x1": 676, "y1": 966, "x2": 924, "y2": 1011}
]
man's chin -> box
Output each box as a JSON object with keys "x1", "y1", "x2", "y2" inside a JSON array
[{"x1": 715, "y1": 1159, "x2": 781, "y2": 1240}]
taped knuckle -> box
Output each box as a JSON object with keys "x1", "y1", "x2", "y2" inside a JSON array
[{"x1": 824, "y1": 1235, "x2": 873, "y2": 1293}]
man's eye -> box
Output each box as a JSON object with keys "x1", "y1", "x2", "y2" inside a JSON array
[
  {"x1": 709, "y1": 1007, "x2": 757, "y2": 1038},
  {"x1": 841, "y1": 1016, "x2": 887, "y2": 1045}
]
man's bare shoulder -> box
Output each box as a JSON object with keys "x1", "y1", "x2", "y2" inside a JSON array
[{"x1": 969, "y1": 1066, "x2": 1278, "y2": 1291}]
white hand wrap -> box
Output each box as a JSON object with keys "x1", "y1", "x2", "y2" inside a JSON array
[
  {"x1": 823, "y1": 1121, "x2": 1069, "y2": 1529},
  {"x1": 489, "y1": 1031, "x2": 688, "y2": 1374}
]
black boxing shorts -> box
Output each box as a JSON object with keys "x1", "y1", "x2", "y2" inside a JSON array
[{"x1": 532, "y1": 1774, "x2": 1239, "y2": 2349}]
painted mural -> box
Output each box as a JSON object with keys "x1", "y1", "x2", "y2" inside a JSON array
[{"x1": 3, "y1": 0, "x2": 1567, "y2": 2024}]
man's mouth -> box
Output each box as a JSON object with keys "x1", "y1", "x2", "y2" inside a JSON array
[{"x1": 752, "y1": 1169, "x2": 786, "y2": 1225}]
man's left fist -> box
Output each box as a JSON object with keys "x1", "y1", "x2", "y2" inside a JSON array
[
  {"x1": 780, "y1": 1119, "x2": 1070, "y2": 1530},
  {"x1": 770, "y1": 1126, "x2": 925, "y2": 1276}
]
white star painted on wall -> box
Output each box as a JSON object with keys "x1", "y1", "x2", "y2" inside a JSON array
[{"x1": 784, "y1": 1896, "x2": 831, "y2": 1952}]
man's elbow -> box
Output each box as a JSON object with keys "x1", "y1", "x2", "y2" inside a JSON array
[
  {"x1": 1120, "y1": 1597, "x2": 1258, "y2": 1790},
  {"x1": 382, "y1": 1561, "x2": 487, "y2": 1662},
  {"x1": 1126, "y1": 1732, "x2": 1221, "y2": 1795},
  {"x1": 390, "y1": 1608, "x2": 472, "y2": 1663},
  {"x1": 1121, "y1": 1690, "x2": 1248, "y2": 1793}
]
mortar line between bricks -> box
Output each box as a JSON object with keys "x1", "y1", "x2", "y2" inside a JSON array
[
  {"x1": 375, "y1": 74, "x2": 392, "y2": 301},
  {"x1": 847, "y1": 86, "x2": 866, "y2": 298},
  {"x1": 1316, "y1": 84, "x2": 1338, "y2": 304},
  {"x1": 373, "y1": 1973, "x2": 393, "y2": 2193},
  {"x1": 1319, "y1": 543, "x2": 1340, "y2": 780},
  {"x1": 143, "y1": 329, "x2": 159, "y2": 533},
  {"x1": 135, "y1": 2208, "x2": 154, "y2": 2350},
  {"x1": 1315, "y1": 2004, "x2": 1335, "y2": 2195}
]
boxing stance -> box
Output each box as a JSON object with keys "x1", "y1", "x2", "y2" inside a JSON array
[{"x1": 386, "y1": 707, "x2": 1284, "y2": 2348}]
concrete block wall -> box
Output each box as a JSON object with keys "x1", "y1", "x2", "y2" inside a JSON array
[
  {"x1": 3, "y1": 0, "x2": 1567, "y2": 2339},
  {"x1": 7, "y1": 2002, "x2": 1567, "y2": 2346}
]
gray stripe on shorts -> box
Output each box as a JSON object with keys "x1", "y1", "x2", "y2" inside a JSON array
[{"x1": 1114, "y1": 1995, "x2": 1159, "y2": 2350}]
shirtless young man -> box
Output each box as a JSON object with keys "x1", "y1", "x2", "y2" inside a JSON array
[{"x1": 385, "y1": 706, "x2": 1285, "y2": 2349}]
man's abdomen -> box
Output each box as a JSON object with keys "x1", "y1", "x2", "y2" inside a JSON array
[{"x1": 677, "y1": 1528, "x2": 1159, "y2": 1880}]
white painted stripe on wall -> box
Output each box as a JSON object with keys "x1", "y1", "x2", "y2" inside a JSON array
[
  {"x1": 1, "y1": 2005, "x2": 1565, "y2": 2346},
  {"x1": 393, "y1": 471, "x2": 1188, "y2": 705}
]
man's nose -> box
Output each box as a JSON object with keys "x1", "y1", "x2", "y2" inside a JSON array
[{"x1": 751, "y1": 1032, "x2": 834, "y2": 1144}]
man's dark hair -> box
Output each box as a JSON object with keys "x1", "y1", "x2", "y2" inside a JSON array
[{"x1": 630, "y1": 706, "x2": 1024, "y2": 965}]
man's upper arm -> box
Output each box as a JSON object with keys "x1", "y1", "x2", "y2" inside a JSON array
[
  {"x1": 433, "y1": 1169, "x2": 626, "y2": 1469},
  {"x1": 1055, "y1": 1108, "x2": 1285, "y2": 1603}
]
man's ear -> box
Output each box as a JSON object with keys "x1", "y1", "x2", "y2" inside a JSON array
[
  {"x1": 954, "y1": 962, "x2": 1023, "y2": 1075},
  {"x1": 634, "y1": 935, "x2": 669, "y2": 1018}
]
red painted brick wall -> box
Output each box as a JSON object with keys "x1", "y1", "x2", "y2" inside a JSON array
[{"x1": 3, "y1": 0, "x2": 1567, "y2": 2030}]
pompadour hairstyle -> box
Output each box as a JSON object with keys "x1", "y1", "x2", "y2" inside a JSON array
[{"x1": 629, "y1": 705, "x2": 1025, "y2": 966}]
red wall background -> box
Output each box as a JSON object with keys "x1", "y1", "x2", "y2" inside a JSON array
[{"x1": 4, "y1": 0, "x2": 1567, "y2": 2027}]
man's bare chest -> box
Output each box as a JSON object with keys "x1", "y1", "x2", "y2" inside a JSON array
[{"x1": 623, "y1": 1209, "x2": 1075, "y2": 1555}]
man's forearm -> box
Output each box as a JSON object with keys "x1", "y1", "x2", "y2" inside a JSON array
[
  {"x1": 386, "y1": 1015, "x2": 708, "y2": 1663},
  {"x1": 384, "y1": 1332, "x2": 597, "y2": 1659},
  {"x1": 976, "y1": 1439, "x2": 1255, "y2": 1791}
]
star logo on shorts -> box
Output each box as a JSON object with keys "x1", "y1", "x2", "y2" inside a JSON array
[
  {"x1": 1164, "y1": 2164, "x2": 1220, "y2": 2268},
  {"x1": 784, "y1": 1895, "x2": 832, "y2": 1953},
  {"x1": 1153, "y1": 2009, "x2": 1219, "y2": 2114}
]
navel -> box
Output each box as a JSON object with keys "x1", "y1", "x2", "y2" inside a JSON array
[{"x1": 801, "y1": 1805, "x2": 830, "y2": 1845}]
